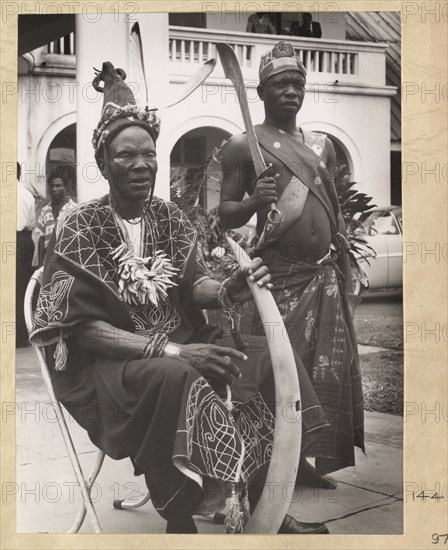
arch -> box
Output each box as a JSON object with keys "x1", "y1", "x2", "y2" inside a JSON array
[
  {"x1": 45, "y1": 124, "x2": 77, "y2": 199},
  {"x1": 167, "y1": 116, "x2": 242, "y2": 154},
  {"x1": 300, "y1": 121, "x2": 363, "y2": 186},
  {"x1": 18, "y1": 53, "x2": 35, "y2": 75},
  {"x1": 169, "y1": 124, "x2": 232, "y2": 210},
  {"x1": 36, "y1": 112, "x2": 77, "y2": 183}
]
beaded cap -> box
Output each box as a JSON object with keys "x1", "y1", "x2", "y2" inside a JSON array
[{"x1": 259, "y1": 41, "x2": 307, "y2": 85}]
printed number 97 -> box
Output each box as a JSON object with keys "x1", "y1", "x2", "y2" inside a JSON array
[{"x1": 432, "y1": 533, "x2": 448, "y2": 545}]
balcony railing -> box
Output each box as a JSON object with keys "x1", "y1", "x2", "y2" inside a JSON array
[
  {"x1": 169, "y1": 26, "x2": 387, "y2": 86},
  {"x1": 40, "y1": 27, "x2": 385, "y2": 87},
  {"x1": 169, "y1": 31, "x2": 357, "y2": 76},
  {"x1": 46, "y1": 32, "x2": 75, "y2": 56},
  {"x1": 297, "y1": 47, "x2": 357, "y2": 75},
  {"x1": 170, "y1": 37, "x2": 255, "y2": 69}
]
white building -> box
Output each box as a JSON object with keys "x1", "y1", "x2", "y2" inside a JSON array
[{"x1": 18, "y1": 11, "x2": 398, "y2": 209}]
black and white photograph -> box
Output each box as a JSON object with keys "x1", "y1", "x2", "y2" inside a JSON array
[{"x1": 13, "y1": 6, "x2": 405, "y2": 536}]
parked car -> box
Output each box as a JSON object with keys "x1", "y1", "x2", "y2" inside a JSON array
[{"x1": 353, "y1": 206, "x2": 403, "y2": 294}]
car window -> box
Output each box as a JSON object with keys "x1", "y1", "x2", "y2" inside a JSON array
[{"x1": 362, "y1": 212, "x2": 400, "y2": 236}]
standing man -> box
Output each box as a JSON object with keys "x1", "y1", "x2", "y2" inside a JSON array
[
  {"x1": 246, "y1": 13, "x2": 275, "y2": 34},
  {"x1": 219, "y1": 41, "x2": 364, "y2": 485},
  {"x1": 16, "y1": 162, "x2": 36, "y2": 347},
  {"x1": 36, "y1": 175, "x2": 76, "y2": 263},
  {"x1": 298, "y1": 13, "x2": 322, "y2": 38}
]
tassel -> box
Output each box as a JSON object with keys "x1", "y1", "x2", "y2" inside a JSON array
[
  {"x1": 54, "y1": 331, "x2": 68, "y2": 371},
  {"x1": 222, "y1": 385, "x2": 250, "y2": 533},
  {"x1": 224, "y1": 485, "x2": 245, "y2": 534},
  {"x1": 241, "y1": 484, "x2": 251, "y2": 526}
]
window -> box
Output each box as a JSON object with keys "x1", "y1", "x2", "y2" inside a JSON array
[{"x1": 362, "y1": 211, "x2": 400, "y2": 236}]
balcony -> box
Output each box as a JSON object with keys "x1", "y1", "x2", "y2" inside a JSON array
[
  {"x1": 169, "y1": 26, "x2": 389, "y2": 90},
  {"x1": 46, "y1": 32, "x2": 75, "y2": 55},
  {"x1": 36, "y1": 26, "x2": 389, "y2": 91},
  {"x1": 24, "y1": 32, "x2": 76, "y2": 76}
]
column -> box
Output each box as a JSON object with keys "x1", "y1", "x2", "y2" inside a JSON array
[
  {"x1": 76, "y1": 13, "x2": 128, "y2": 202},
  {"x1": 75, "y1": 13, "x2": 170, "y2": 202},
  {"x1": 138, "y1": 15, "x2": 170, "y2": 200}
]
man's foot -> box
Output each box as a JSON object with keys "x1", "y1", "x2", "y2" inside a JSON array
[
  {"x1": 278, "y1": 514, "x2": 329, "y2": 534},
  {"x1": 166, "y1": 516, "x2": 198, "y2": 533},
  {"x1": 296, "y1": 459, "x2": 337, "y2": 489}
]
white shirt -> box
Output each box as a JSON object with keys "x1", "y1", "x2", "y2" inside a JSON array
[
  {"x1": 17, "y1": 182, "x2": 35, "y2": 231},
  {"x1": 122, "y1": 218, "x2": 143, "y2": 257}
]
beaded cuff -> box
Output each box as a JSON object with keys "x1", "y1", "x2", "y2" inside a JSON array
[
  {"x1": 142, "y1": 332, "x2": 169, "y2": 359},
  {"x1": 218, "y1": 278, "x2": 247, "y2": 350}
]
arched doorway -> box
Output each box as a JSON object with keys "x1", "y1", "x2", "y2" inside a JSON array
[
  {"x1": 329, "y1": 136, "x2": 351, "y2": 175},
  {"x1": 300, "y1": 122, "x2": 362, "y2": 185},
  {"x1": 170, "y1": 127, "x2": 231, "y2": 211},
  {"x1": 45, "y1": 123, "x2": 77, "y2": 200}
]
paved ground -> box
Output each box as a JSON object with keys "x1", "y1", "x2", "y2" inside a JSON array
[
  {"x1": 14, "y1": 346, "x2": 403, "y2": 535},
  {"x1": 357, "y1": 289, "x2": 403, "y2": 319}
]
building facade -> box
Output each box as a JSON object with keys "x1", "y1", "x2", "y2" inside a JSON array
[{"x1": 18, "y1": 11, "x2": 397, "y2": 209}]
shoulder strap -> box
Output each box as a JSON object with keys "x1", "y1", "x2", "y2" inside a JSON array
[
  {"x1": 301, "y1": 128, "x2": 327, "y2": 160},
  {"x1": 255, "y1": 125, "x2": 336, "y2": 223},
  {"x1": 301, "y1": 129, "x2": 341, "y2": 233}
]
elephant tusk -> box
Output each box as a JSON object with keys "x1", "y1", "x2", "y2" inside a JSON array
[{"x1": 226, "y1": 235, "x2": 302, "y2": 534}]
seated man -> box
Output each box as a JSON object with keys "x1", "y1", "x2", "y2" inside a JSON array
[{"x1": 30, "y1": 62, "x2": 330, "y2": 534}]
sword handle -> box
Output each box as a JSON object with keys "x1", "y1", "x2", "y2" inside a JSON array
[
  {"x1": 267, "y1": 205, "x2": 282, "y2": 226},
  {"x1": 254, "y1": 164, "x2": 283, "y2": 226},
  {"x1": 253, "y1": 164, "x2": 271, "y2": 181}
]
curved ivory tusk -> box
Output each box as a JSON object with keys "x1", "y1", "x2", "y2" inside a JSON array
[{"x1": 226, "y1": 235, "x2": 302, "y2": 534}]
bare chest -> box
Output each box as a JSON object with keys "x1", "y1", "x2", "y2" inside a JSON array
[{"x1": 275, "y1": 193, "x2": 333, "y2": 262}]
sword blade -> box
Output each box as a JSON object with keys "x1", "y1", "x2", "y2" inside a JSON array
[
  {"x1": 217, "y1": 43, "x2": 266, "y2": 176},
  {"x1": 160, "y1": 58, "x2": 216, "y2": 110}
]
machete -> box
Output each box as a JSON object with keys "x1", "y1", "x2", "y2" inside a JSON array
[
  {"x1": 217, "y1": 43, "x2": 282, "y2": 227},
  {"x1": 161, "y1": 58, "x2": 217, "y2": 110},
  {"x1": 148, "y1": 59, "x2": 217, "y2": 111},
  {"x1": 130, "y1": 22, "x2": 216, "y2": 112}
]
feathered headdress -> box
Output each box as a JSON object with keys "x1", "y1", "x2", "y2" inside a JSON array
[{"x1": 91, "y1": 60, "x2": 160, "y2": 161}]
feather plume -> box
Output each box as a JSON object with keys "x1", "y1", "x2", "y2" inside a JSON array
[{"x1": 129, "y1": 22, "x2": 148, "y2": 105}]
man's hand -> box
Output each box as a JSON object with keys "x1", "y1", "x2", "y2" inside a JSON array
[
  {"x1": 177, "y1": 343, "x2": 246, "y2": 387},
  {"x1": 226, "y1": 256, "x2": 272, "y2": 303},
  {"x1": 250, "y1": 169, "x2": 279, "y2": 209}
]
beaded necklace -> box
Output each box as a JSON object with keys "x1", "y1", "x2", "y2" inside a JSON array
[{"x1": 110, "y1": 199, "x2": 179, "y2": 307}]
